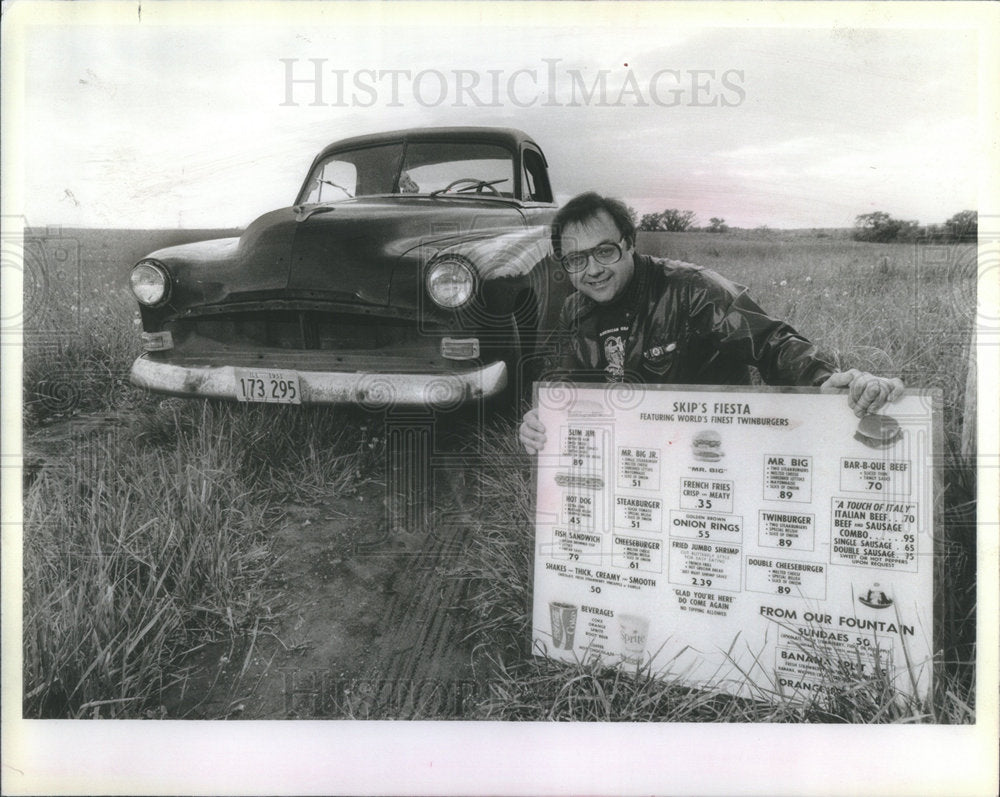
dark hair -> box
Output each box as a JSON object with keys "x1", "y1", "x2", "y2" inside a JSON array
[{"x1": 551, "y1": 192, "x2": 636, "y2": 258}]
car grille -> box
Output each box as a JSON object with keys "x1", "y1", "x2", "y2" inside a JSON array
[{"x1": 180, "y1": 310, "x2": 423, "y2": 350}]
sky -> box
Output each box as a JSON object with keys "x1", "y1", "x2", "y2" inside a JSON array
[{"x1": 4, "y1": 3, "x2": 988, "y2": 230}]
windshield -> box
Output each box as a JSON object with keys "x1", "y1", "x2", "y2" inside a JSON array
[{"x1": 298, "y1": 140, "x2": 516, "y2": 204}]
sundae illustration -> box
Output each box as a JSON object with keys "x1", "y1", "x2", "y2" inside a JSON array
[
  {"x1": 691, "y1": 429, "x2": 724, "y2": 462},
  {"x1": 859, "y1": 583, "x2": 894, "y2": 609}
]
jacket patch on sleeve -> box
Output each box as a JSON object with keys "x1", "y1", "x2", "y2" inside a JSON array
[
  {"x1": 643, "y1": 342, "x2": 677, "y2": 363},
  {"x1": 642, "y1": 341, "x2": 678, "y2": 376}
]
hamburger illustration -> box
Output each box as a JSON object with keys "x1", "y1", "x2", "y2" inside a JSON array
[
  {"x1": 568, "y1": 399, "x2": 612, "y2": 418},
  {"x1": 691, "y1": 429, "x2": 724, "y2": 462},
  {"x1": 854, "y1": 413, "x2": 902, "y2": 449}
]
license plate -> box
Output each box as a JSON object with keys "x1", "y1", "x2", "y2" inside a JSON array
[{"x1": 235, "y1": 368, "x2": 301, "y2": 404}]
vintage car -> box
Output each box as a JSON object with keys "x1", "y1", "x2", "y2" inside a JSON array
[{"x1": 128, "y1": 127, "x2": 563, "y2": 409}]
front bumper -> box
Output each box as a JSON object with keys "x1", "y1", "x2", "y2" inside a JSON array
[{"x1": 130, "y1": 354, "x2": 507, "y2": 408}]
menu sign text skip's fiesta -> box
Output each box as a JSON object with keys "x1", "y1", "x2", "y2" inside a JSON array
[{"x1": 530, "y1": 383, "x2": 939, "y2": 701}]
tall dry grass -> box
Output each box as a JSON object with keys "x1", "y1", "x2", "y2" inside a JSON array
[
  {"x1": 23, "y1": 409, "x2": 273, "y2": 717},
  {"x1": 23, "y1": 398, "x2": 383, "y2": 717}
]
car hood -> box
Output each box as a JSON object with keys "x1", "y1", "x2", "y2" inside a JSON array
[
  {"x1": 147, "y1": 198, "x2": 531, "y2": 311},
  {"x1": 287, "y1": 197, "x2": 528, "y2": 305}
]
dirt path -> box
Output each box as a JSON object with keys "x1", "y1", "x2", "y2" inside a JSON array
[
  {"x1": 171, "y1": 476, "x2": 479, "y2": 719},
  {"x1": 158, "y1": 466, "x2": 481, "y2": 720}
]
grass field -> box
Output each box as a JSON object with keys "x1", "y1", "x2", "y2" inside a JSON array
[{"x1": 19, "y1": 227, "x2": 977, "y2": 720}]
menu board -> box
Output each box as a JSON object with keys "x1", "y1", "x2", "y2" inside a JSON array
[{"x1": 531, "y1": 383, "x2": 940, "y2": 702}]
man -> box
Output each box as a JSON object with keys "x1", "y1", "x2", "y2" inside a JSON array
[{"x1": 519, "y1": 192, "x2": 904, "y2": 454}]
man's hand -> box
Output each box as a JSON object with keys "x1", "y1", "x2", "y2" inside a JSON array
[
  {"x1": 519, "y1": 408, "x2": 548, "y2": 455},
  {"x1": 821, "y1": 369, "x2": 905, "y2": 417}
]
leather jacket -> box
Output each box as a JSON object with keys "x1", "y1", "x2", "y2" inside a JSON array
[{"x1": 546, "y1": 254, "x2": 836, "y2": 387}]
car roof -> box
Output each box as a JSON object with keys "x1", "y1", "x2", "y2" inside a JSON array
[{"x1": 314, "y1": 127, "x2": 541, "y2": 160}]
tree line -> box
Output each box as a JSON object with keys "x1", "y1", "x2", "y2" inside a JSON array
[
  {"x1": 629, "y1": 206, "x2": 977, "y2": 242},
  {"x1": 636, "y1": 209, "x2": 704, "y2": 232},
  {"x1": 852, "y1": 210, "x2": 977, "y2": 243}
]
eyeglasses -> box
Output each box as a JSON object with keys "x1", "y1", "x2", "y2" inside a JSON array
[{"x1": 559, "y1": 237, "x2": 626, "y2": 273}]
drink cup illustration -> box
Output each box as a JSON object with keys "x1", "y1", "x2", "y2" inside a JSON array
[
  {"x1": 549, "y1": 601, "x2": 578, "y2": 650},
  {"x1": 618, "y1": 613, "x2": 650, "y2": 665}
]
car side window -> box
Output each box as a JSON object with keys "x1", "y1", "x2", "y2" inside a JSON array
[
  {"x1": 522, "y1": 164, "x2": 536, "y2": 200},
  {"x1": 522, "y1": 149, "x2": 552, "y2": 203},
  {"x1": 302, "y1": 160, "x2": 358, "y2": 204},
  {"x1": 298, "y1": 143, "x2": 405, "y2": 204}
]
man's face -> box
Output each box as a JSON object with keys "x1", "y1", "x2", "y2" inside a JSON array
[{"x1": 561, "y1": 209, "x2": 635, "y2": 303}]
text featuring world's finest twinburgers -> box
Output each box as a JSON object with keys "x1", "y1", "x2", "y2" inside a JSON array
[{"x1": 531, "y1": 383, "x2": 940, "y2": 702}]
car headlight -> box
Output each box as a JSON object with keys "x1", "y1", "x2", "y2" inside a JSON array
[
  {"x1": 426, "y1": 256, "x2": 475, "y2": 309},
  {"x1": 130, "y1": 260, "x2": 171, "y2": 306}
]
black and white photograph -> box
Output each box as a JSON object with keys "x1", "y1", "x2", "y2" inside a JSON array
[{"x1": 2, "y1": 1, "x2": 998, "y2": 794}]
